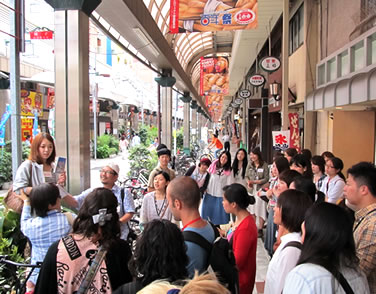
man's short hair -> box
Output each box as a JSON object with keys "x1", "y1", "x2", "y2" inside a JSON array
[
  {"x1": 156, "y1": 144, "x2": 171, "y2": 158},
  {"x1": 347, "y1": 162, "x2": 376, "y2": 197},
  {"x1": 168, "y1": 176, "x2": 200, "y2": 209}
]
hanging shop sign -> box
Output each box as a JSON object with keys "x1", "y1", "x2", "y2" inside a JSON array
[
  {"x1": 288, "y1": 113, "x2": 301, "y2": 152},
  {"x1": 238, "y1": 89, "x2": 251, "y2": 99},
  {"x1": 170, "y1": 0, "x2": 258, "y2": 33},
  {"x1": 249, "y1": 74, "x2": 265, "y2": 87},
  {"x1": 21, "y1": 90, "x2": 43, "y2": 116},
  {"x1": 231, "y1": 102, "x2": 238, "y2": 108},
  {"x1": 30, "y1": 27, "x2": 54, "y2": 39},
  {"x1": 259, "y1": 56, "x2": 281, "y2": 72},
  {"x1": 234, "y1": 97, "x2": 243, "y2": 105},
  {"x1": 201, "y1": 56, "x2": 229, "y2": 122},
  {"x1": 272, "y1": 130, "x2": 290, "y2": 151}
]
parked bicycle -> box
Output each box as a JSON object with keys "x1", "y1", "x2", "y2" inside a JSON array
[
  {"x1": 199, "y1": 147, "x2": 215, "y2": 162},
  {"x1": 174, "y1": 153, "x2": 196, "y2": 176},
  {"x1": 0, "y1": 255, "x2": 41, "y2": 294}
]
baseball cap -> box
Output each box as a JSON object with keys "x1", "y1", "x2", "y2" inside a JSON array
[
  {"x1": 106, "y1": 163, "x2": 119, "y2": 175},
  {"x1": 200, "y1": 158, "x2": 212, "y2": 167}
]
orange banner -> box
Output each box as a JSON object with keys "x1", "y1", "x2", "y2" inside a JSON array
[{"x1": 170, "y1": 0, "x2": 258, "y2": 33}]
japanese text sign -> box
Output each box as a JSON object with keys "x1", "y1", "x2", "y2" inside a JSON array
[
  {"x1": 170, "y1": 0, "x2": 258, "y2": 33},
  {"x1": 259, "y1": 56, "x2": 281, "y2": 73},
  {"x1": 272, "y1": 131, "x2": 290, "y2": 151},
  {"x1": 288, "y1": 113, "x2": 301, "y2": 152}
]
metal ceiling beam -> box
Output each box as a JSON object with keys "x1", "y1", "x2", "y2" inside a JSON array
[{"x1": 96, "y1": 0, "x2": 209, "y2": 114}]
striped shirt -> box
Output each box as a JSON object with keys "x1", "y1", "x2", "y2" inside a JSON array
[
  {"x1": 353, "y1": 202, "x2": 376, "y2": 294},
  {"x1": 21, "y1": 203, "x2": 72, "y2": 284}
]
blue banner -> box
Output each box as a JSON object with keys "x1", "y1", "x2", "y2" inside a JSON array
[
  {"x1": 0, "y1": 104, "x2": 11, "y2": 130},
  {"x1": 33, "y1": 111, "x2": 39, "y2": 138},
  {"x1": 0, "y1": 127, "x2": 5, "y2": 146}
]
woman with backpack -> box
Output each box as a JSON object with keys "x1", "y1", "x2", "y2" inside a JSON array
[
  {"x1": 222, "y1": 183, "x2": 257, "y2": 294},
  {"x1": 264, "y1": 189, "x2": 313, "y2": 294},
  {"x1": 283, "y1": 202, "x2": 370, "y2": 293}
]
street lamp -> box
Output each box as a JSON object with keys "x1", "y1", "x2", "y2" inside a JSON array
[{"x1": 270, "y1": 81, "x2": 281, "y2": 101}]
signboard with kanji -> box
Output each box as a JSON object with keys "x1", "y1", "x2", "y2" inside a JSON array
[
  {"x1": 170, "y1": 0, "x2": 258, "y2": 33},
  {"x1": 249, "y1": 74, "x2": 265, "y2": 87},
  {"x1": 272, "y1": 130, "x2": 290, "y2": 151},
  {"x1": 30, "y1": 30, "x2": 53, "y2": 39},
  {"x1": 238, "y1": 89, "x2": 251, "y2": 98},
  {"x1": 288, "y1": 113, "x2": 301, "y2": 152},
  {"x1": 259, "y1": 56, "x2": 281, "y2": 72}
]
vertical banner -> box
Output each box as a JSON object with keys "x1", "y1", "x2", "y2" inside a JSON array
[
  {"x1": 33, "y1": 111, "x2": 39, "y2": 138},
  {"x1": 288, "y1": 113, "x2": 301, "y2": 152},
  {"x1": 0, "y1": 127, "x2": 5, "y2": 146},
  {"x1": 169, "y1": 0, "x2": 258, "y2": 33},
  {"x1": 48, "y1": 108, "x2": 55, "y2": 139},
  {"x1": 21, "y1": 118, "x2": 33, "y2": 140},
  {"x1": 47, "y1": 88, "x2": 55, "y2": 109},
  {"x1": 272, "y1": 131, "x2": 290, "y2": 151},
  {"x1": 170, "y1": 0, "x2": 179, "y2": 33},
  {"x1": 201, "y1": 56, "x2": 229, "y2": 122}
]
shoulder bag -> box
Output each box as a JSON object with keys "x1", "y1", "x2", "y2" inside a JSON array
[{"x1": 4, "y1": 161, "x2": 32, "y2": 214}]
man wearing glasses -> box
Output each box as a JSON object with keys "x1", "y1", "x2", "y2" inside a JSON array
[{"x1": 64, "y1": 163, "x2": 135, "y2": 240}]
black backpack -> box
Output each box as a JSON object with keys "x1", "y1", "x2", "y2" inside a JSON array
[{"x1": 183, "y1": 222, "x2": 239, "y2": 294}]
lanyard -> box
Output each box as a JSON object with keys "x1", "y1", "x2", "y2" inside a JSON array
[
  {"x1": 154, "y1": 194, "x2": 167, "y2": 217},
  {"x1": 353, "y1": 208, "x2": 376, "y2": 233},
  {"x1": 181, "y1": 217, "x2": 202, "y2": 231}
]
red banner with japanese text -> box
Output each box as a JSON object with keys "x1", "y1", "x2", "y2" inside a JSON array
[
  {"x1": 169, "y1": 0, "x2": 258, "y2": 33},
  {"x1": 170, "y1": 0, "x2": 179, "y2": 34},
  {"x1": 288, "y1": 113, "x2": 301, "y2": 152}
]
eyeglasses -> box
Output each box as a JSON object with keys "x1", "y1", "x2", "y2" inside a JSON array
[{"x1": 100, "y1": 169, "x2": 116, "y2": 175}]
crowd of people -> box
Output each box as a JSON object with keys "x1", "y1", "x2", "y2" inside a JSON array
[{"x1": 8, "y1": 132, "x2": 376, "y2": 294}]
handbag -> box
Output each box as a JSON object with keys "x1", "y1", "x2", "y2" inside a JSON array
[{"x1": 4, "y1": 161, "x2": 32, "y2": 214}]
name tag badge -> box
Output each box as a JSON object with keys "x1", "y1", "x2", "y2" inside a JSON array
[{"x1": 257, "y1": 168, "x2": 263, "y2": 173}]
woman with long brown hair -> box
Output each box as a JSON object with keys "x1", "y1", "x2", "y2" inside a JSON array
[{"x1": 13, "y1": 132, "x2": 66, "y2": 195}]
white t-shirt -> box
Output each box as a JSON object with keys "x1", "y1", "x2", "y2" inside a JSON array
[
  {"x1": 264, "y1": 232, "x2": 302, "y2": 294},
  {"x1": 284, "y1": 263, "x2": 370, "y2": 294},
  {"x1": 222, "y1": 135, "x2": 230, "y2": 142}
]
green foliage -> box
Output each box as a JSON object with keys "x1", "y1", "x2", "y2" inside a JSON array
[
  {"x1": 108, "y1": 147, "x2": 118, "y2": 155},
  {"x1": 176, "y1": 127, "x2": 184, "y2": 151},
  {"x1": 96, "y1": 145, "x2": 110, "y2": 159},
  {"x1": 138, "y1": 125, "x2": 148, "y2": 146},
  {"x1": 96, "y1": 134, "x2": 119, "y2": 158},
  {"x1": 127, "y1": 145, "x2": 157, "y2": 178},
  {"x1": 118, "y1": 124, "x2": 126, "y2": 136},
  {"x1": 0, "y1": 200, "x2": 28, "y2": 292},
  {"x1": 138, "y1": 125, "x2": 158, "y2": 147},
  {"x1": 0, "y1": 141, "x2": 30, "y2": 186}
]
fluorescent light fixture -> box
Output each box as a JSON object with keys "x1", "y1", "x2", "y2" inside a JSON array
[{"x1": 133, "y1": 27, "x2": 159, "y2": 57}]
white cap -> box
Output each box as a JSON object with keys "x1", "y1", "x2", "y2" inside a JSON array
[{"x1": 106, "y1": 163, "x2": 119, "y2": 175}]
